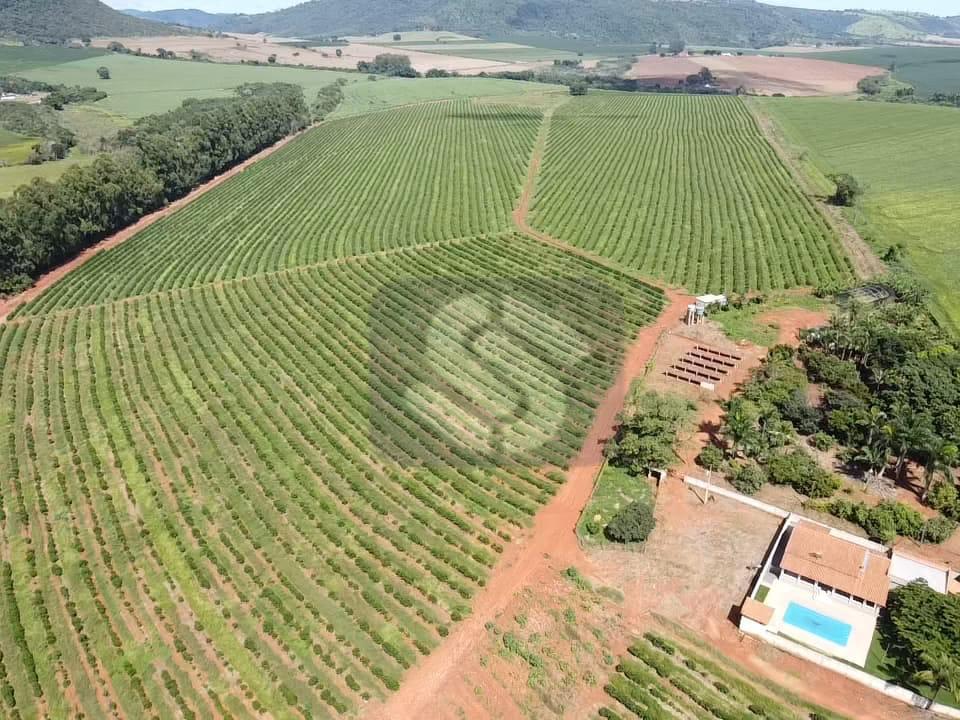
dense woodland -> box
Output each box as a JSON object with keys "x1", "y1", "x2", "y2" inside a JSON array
[{"x1": 0, "y1": 83, "x2": 310, "y2": 294}]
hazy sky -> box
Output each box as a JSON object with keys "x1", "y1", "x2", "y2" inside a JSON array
[{"x1": 106, "y1": 0, "x2": 959, "y2": 15}]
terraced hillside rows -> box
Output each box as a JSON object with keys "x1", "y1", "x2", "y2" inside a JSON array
[
  {"x1": 529, "y1": 93, "x2": 853, "y2": 293},
  {"x1": 0, "y1": 230, "x2": 664, "y2": 719},
  {"x1": 14, "y1": 100, "x2": 541, "y2": 318}
]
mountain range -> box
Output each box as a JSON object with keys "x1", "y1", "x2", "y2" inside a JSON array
[
  {"x1": 2, "y1": 0, "x2": 959, "y2": 48},
  {"x1": 123, "y1": 1, "x2": 960, "y2": 47}
]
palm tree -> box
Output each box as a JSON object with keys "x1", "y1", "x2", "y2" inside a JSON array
[
  {"x1": 886, "y1": 406, "x2": 934, "y2": 481},
  {"x1": 922, "y1": 438, "x2": 959, "y2": 502},
  {"x1": 914, "y1": 651, "x2": 960, "y2": 704},
  {"x1": 721, "y1": 399, "x2": 758, "y2": 459},
  {"x1": 863, "y1": 406, "x2": 887, "y2": 451},
  {"x1": 856, "y1": 441, "x2": 889, "y2": 485}
]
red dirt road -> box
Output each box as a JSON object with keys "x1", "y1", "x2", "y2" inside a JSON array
[
  {"x1": 367, "y1": 288, "x2": 693, "y2": 720},
  {"x1": 0, "y1": 126, "x2": 312, "y2": 324}
]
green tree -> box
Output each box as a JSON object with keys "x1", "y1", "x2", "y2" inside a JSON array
[
  {"x1": 922, "y1": 438, "x2": 959, "y2": 502},
  {"x1": 268, "y1": 54, "x2": 277, "y2": 64},
  {"x1": 721, "y1": 397, "x2": 759, "y2": 458},
  {"x1": 604, "y1": 390, "x2": 694, "y2": 475},
  {"x1": 569, "y1": 81, "x2": 588, "y2": 96},
  {"x1": 603, "y1": 501, "x2": 655, "y2": 543},
  {"x1": 914, "y1": 652, "x2": 960, "y2": 703},
  {"x1": 828, "y1": 173, "x2": 861, "y2": 207},
  {"x1": 96, "y1": 66, "x2": 110, "y2": 80}
]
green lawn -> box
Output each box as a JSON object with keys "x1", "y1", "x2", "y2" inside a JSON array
[
  {"x1": 0, "y1": 45, "x2": 107, "y2": 74},
  {"x1": 0, "y1": 153, "x2": 92, "y2": 197},
  {"x1": 754, "y1": 96, "x2": 960, "y2": 333},
  {"x1": 0, "y1": 127, "x2": 38, "y2": 165},
  {"x1": 804, "y1": 46, "x2": 960, "y2": 97},
  {"x1": 577, "y1": 463, "x2": 654, "y2": 545},
  {"x1": 20, "y1": 54, "x2": 356, "y2": 119},
  {"x1": 331, "y1": 76, "x2": 562, "y2": 118}
]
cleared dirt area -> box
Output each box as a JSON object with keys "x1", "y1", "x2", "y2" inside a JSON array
[
  {"x1": 93, "y1": 34, "x2": 541, "y2": 75},
  {"x1": 627, "y1": 54, "x2": 885, "y2": 95}
]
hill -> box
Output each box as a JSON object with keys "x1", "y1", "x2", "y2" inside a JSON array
[
  {"x1": 0, "y1": 0, "x2": 176, "y2": 42},
  {"x1": 129, "y1": 0, "x2": 960, "y2": 48},
  {"x1": 120, "y1": 7, "x2": 238, "y2": 30}
]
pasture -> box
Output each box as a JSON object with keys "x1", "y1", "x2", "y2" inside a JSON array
[
  {"x1": 530, "y1": 93, "x2": 852, "y2": 293},
  {"x1": 331, "y1": 76, "x2": 562, "y2": 118},
  {"x1": 0, "y1": 127, "x2": 37, "y2": 165},
  {"x1": 19, "y1": 54, "x2": 354, "y2": 119},
  {"x1": 0, "y1": 45, "x2": 106, "y2": 74},
  {"x1": 755, "y1": 96, "x2": 960, "y2": 332},
  {"x1": 805, "y1": 46, "x2": 960, "y2": 96},
  {"x1": 0, "y1": 154, "x2": 92, "y2": 198}
]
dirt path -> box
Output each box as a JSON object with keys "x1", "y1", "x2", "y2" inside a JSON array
[
  {"x1": 0, "y1": 125, "x2": 313, "y2": 324},
  {"x1": 747, "y1": 102, "x2": 885, "y2": 280}
]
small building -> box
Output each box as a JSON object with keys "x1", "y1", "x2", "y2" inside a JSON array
[
  {"x1": 890, "y1": 547, "x2": 952, "y2": 594},
  {"x1": 0, "y1": 92, "x2": 18, "y2": 103}
]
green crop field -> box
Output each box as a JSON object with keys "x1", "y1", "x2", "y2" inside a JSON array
[
  {"x1": 0, "y1": 46, "x2": 107, "y2": 74},
  {"x1": 0, "y1": 91, "x2": 673, "y2": 717},
  {"x1": 0, "y1": 232, "x2": 664, "y2": 719},
  {"x1": 0, "y1": 154, "x2": 93, "y2": 198},
  {"x1": 14, "y1": 100, "x2": 542, "y2": 316},
  {"x1": 755, "y1": 96, "x2": 960, "y2": 332},
  {"x1": 600, "y1": 624, "x2": 847, "y2": 719},
  {"x1": 19, "y1": 54, "x2": 355, "y2": 119},
  {"x1": 530, "y1": 93, "x2": 852, "y2": 293},
  {"x1": 331, "y1": 76, "x2": 562, "y2": 118},
  {"x1": 806, "y1": 46, "x2": 960, "y2": 96}
]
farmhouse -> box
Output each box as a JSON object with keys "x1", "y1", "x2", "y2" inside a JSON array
[
  {"x1": 0, "y1": 92, "x2": 19, "y2": 102},
  {"x1": 741, "y1": 514, "x2": 957, "y2": 667}
]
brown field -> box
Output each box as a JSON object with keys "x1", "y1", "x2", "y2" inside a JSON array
[
  {"x1": 628, "y1": 54, "x2": 886, "y2": 95},
  {"x1": 93, "y1": 33, "x2": 543, "y2": 75}
]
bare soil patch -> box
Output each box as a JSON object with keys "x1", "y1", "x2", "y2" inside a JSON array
[
  {"x1": 627, "y1": 54, "x2": 885, "y2": 96},
  {"x1": 755, "y1": 306, "x2": 831, "y2": 345},
  {"x1": 93, "y1": 35, "x2": 541, "y2": 75}
]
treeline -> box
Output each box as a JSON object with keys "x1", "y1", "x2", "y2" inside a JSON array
[
  {"x1": 0, "y1": 76, "x2": 107, "y2": 109},
  {"x1": 357, "y1": 53, "x2": 418, "y2": 78},
  {"x1": 479, "y1": 69, "x2": 735, "y2": 96},
  {"x1": 0, "y1": 83, "x2": 310, "y2": 295},
  {"x1": 0, "y1": 103, "x2": 75, "y2": 163}
]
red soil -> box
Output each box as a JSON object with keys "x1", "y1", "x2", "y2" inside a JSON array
[{"x1": 0, "y1": 126, "x2": 312, "y2": 324}]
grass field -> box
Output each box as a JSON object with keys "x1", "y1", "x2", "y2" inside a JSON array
[
  {"x1": 0, "y1": 154, "x2": 93, "y2": 197},
  {"x1": 0, "y1": 46, "x2": 107, "y2": 74},
  {"x1": 806, "y1": 46, "x2": 960, "y2": 96},
  {"x1": 530, "y1": 92, "x2": 852, "y2": 294},
  {"x1": 577, "y1": 464, "x2": 653, "y2": 545},
  {"x1": 394, "y1": 43, "x2": 587, "y2": 63},
  {"x1": 331, "y1": 76, "x2": 562, "y2": 118},
  {"x1": 0, "y1": 127, "x2": 37, "y2": 165},
  {"x1": 601, "y1": 623, "x2": 847, "y2": 719},
  {"x1": 755, "y1": 96, "x2": 960, "y2": 332},
  {"x1": 14, "y1": 100, "x2": 543, "y2": 315},
  {"x1": 20, "y1": 54, "x2": 354, "y2": 119}
]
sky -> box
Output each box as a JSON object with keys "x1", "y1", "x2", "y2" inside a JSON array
[{"x1": 105, "y1": 0, "x2": 959, "y2": 14}]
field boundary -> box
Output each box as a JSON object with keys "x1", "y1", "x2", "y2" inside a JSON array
[
  {"x1": 746, "y1": 99, "x2": 885, "y2": 280},
  {"x1": 0, "y1": 123, "x2": 320, "y2": 324}
]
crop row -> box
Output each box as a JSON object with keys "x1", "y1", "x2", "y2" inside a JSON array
[
  {"x1": 531, "y1": 93, "x2": 853, "y2": 293},
  {"x1": 0, "y1": 234, "x2": 664, "y2": 718},
  {"x1": 17, "y1": 100, "x2": 542, "y2": 318}
]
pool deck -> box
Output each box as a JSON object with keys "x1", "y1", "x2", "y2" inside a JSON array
[{"x1": 764, "y1": 580, "x2": 876, "y2": 667}]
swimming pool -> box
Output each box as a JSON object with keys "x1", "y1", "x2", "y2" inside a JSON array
[{"x1": 782, "y1": 602, "x2": 852, "y2": 647}]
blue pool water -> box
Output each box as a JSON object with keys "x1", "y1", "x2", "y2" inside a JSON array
[{"x1": 782, "y1": 602, "x2": 852, "y2": 647}]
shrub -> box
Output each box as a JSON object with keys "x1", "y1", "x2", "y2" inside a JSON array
[
  {"x1": 730, "y1": 463, "x2": 766, "y2": 495},
  {"x1": 767, "y1": 450, "x2": 840, "y2": 498},
  {"x1": 696, "y1": 445, "x2": 725, "y2": 472},
  {"x1": 928, "y1": 479, "x2": 959, "y2": 519},
  {"x1": 810, "y1": 432, "x2": 835, "y2": 451},
  {"x1": 603, "y1": 501, "x2": 655, "y2": 543},
  {"x1": 921, "y1": 515, "x2": 957, "y2": 544}
]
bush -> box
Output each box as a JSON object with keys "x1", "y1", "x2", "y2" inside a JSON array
[
  {"x1": 731, "y1": 463, "x2": 766, "y2": 495},
  {"x1": 696, "y1": 445, "x2": 725, "y2": 472},
  {"x1": 767, "y1": 450, "x2": 841, "y2": 498},
  {"x1": 928, "y1": 479, "x2": 959, "y2": 519},
  {"x1": 603, "y1": 501, "x2": 655, "y2": 543},
  {"x1": 810, "y1": 432, "x2": 835, "y2": 451},
  {"x1": 828, "y1": 173, "x2": 861, "y2": 207},
  {"x1": 921, "y1": 515, "x2": 957, "y2": 544},
  {"x1": 96, "y1": 66, "x2": 110, "y2": 80}
]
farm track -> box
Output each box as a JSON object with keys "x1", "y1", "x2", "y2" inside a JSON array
[
  {"x1": 748, "y1": 102, "x2": 885, "y2": 280},
  {"x1": 0, "y1": 125, "x2": 315, "y2": 324}
]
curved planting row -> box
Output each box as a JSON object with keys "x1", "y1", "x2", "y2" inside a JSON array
[
  {"x1": 15, "y1": 100, "x2": 542, "y2": 318},
  {"x1": 0, "y1": 234, "x2": 664, "y2": 719},
  {"x1": 530, "y1": 93, "x2": 853, "y2": 293}
]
